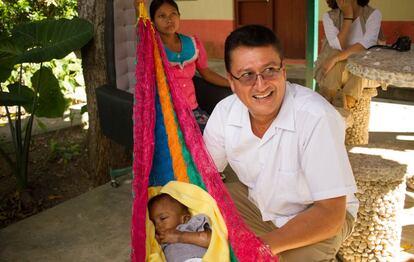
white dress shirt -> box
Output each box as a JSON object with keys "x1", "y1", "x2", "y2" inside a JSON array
[
  {"x1": 323, "y1": 9, "x2": 382, "y2": 50},
  {"x1": 203, "y1": 82, "x2": 359, "y2": 227}
]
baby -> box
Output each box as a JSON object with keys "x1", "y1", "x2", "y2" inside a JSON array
[{"x1": 148, "y1": 193, "x2": 212, "y2": 262}]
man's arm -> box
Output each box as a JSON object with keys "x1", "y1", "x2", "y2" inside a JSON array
[{"x1": 260, "y1": 196, "x2": 347, "y2": 255}]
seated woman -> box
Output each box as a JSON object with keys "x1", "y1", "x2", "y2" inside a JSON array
[
  {"x1": 315, "y1": 0, "x2": 382, "y2": 110},
  {"x1": 135, "y1": 0, "x2": 229, "y2": 132}
]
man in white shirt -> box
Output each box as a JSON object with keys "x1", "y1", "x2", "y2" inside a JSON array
[{"x1": 203, "y1": 25, "x2": 358, "y2": 261}]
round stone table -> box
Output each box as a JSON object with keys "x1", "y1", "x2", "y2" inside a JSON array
[
  {"x1": 346, "y1": 45, "x2": 414, "y2": 188},
  {"x1": 347, "y1": 46, "x2": 414, "y2": 89}
]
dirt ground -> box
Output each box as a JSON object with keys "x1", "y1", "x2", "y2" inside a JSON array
[{"x1": 0, "y1": 126, "x2": 95, "y2": 229}]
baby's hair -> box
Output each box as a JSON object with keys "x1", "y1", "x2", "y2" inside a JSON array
[{"x1": 148, "y1": 193, "x2": 190, "y2": 215}]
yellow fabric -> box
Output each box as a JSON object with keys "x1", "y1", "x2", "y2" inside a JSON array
[
  {"x1": 145, "y1": 182, "x2": 230, "y2": 262},
  {"x1": 138, "y1": 2, "x2": 149, "y2": 21}
]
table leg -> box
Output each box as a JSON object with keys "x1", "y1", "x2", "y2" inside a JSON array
[
  {"x1": 345, "y1": 88, "x2": 378, "y2": 146},
  {"x1": 338, "y1": 153, "x2": 407, "y2": 261}
]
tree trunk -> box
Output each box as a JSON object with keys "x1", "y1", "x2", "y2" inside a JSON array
[{"x1": 78, "y1": 0, "x2": 130, "y2": 186}]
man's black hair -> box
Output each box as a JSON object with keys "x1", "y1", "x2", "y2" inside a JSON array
[{"x1": 224, "y1": 24, "x2": 283, "y2": 72}]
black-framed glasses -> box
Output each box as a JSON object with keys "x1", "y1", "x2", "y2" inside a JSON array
[{"x1": 230, "y1": 61, "x2": 283, "y2": 86}]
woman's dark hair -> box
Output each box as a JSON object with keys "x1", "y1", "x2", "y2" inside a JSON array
[
  {"x1": 149, "y1": 0, "x2": 180, "y2": 21},
  {"x1": 326, "y1": 0, "x2": 370, "y2": 9},
  {"x1": 224, "y1": 24, "x2": 283, "y2": 72}
]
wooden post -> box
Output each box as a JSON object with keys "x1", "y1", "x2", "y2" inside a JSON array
[{"x1": 306, "y1": 0, "x2": 319, "y2": 90}]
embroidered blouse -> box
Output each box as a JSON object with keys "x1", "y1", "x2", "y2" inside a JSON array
[{"x1": 165, "y1": 34, "x2": 208, "y2": 110}]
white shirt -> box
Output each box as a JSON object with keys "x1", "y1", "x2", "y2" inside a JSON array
[
  {"x1": 323, "y1": 9, "x2": 382, "y2": 50},
  {"x1": 203, "y1": 82, "x2": 359, "y2": 227}
]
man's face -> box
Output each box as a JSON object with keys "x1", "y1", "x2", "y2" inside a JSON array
[{"x1": 227, "y1": 46, "x2": 286, "y2": 123}]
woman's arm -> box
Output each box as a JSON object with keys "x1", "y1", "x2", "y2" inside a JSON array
[
  {"x1": 336, "y1": 0, "x2": 354, "y2": 49},
  {"x1": 198, "y1": 68, "x2": 230, "y2": 87},
  {"x1": 321, "y1": 43, "x2": 365, "y2": 77},
  {"x1": 193, "y1": 36, "x2": 229, "y2": 88},
  {"x1": 323, "y1": 0, "x2": 355, "y2": 50},
  {"x1": 322, "y1": 9, "x2": 382, "y2": 77}
]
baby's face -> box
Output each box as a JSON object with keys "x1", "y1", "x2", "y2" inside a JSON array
[{"x1": 149, "y1": 198, "x2": 186, "y2": 233}]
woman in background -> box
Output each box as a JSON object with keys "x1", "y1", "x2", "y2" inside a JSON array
[
  {"x1": 315, "y1": 0, "x2": 382, "y2": 110},
  {"x1": 136, "y1": 0, "x2": 229, "y2": 132}
]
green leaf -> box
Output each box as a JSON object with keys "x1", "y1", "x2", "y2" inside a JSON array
[
  {"x1": 31, "y1": 67, "x2": 69, "y2": 118},
  {"x1": 80, "y1": 104, "x2": 88, "y2": 115},
  {"x1": 0, "y1": 91, "x2": 31, "y2": 106},
  {"x1": 0, "y1": 48, "x2": 17, "y2": 83},
  {"x1": 7, "y1": 82, "x2": 35, "y2": 112},
  {"x1": 0, "y1": 17, "x2": 94, "y2": 64},
  {"x1": 36, "y1": 118, "x2": 48, "y2": 131}
]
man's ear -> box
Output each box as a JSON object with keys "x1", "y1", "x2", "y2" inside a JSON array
[
  {"x1": 226, "y1": 73, "x2": 235, "y2": 93},
  {"x1": 280, "y1": 60, "x2": 287, "y2": 80}
]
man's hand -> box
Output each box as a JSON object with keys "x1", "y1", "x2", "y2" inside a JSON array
[{"x1": 156, "y1": 229, "x2": 182, "y2": 244}]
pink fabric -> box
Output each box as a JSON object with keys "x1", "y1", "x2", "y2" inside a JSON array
[
  {"x1": 167, "y1": 36, "x2": 208, "y2": 110},
  {"x1": 131, "y1": 19, "x2": 277, "y2": 261},
  {"x1": 131, "y1": 19, "x2": 156, "y2": 262}
]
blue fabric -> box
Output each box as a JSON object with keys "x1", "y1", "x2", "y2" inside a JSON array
[
  {"x1": 149, "y1": 93, "x2": 175, "y2": 186},
  {"x1": 165, "y1": 34, "x2": 196, "y2": 65}
]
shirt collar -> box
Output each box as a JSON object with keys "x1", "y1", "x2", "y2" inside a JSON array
[{"x1": 227, "y1": 83, "x2": 296, "y2": 132}]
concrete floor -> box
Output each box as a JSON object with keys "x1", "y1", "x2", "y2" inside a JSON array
[{"x1": 0, "y1": 177, "x2": 133, "y2": 262}]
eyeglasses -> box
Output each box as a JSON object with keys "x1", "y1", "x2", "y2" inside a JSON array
[{"x1": 230, "y1": 62, "x2": 283, "y2": 86}]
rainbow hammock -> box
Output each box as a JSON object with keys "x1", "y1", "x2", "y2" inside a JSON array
[{"x1": 131, "y1": 3, "x2": 277, "y2": 261}]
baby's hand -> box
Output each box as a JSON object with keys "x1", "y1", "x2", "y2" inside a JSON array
[{"x1": 157, "y1": 229, "x2": 182, "y2": 244}]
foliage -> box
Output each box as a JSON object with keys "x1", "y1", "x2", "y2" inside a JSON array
[
  {"x1": 3, "y1": 53, "x2": 85, "y2": 105},
  {"x1": 0, "y1": 17, "x2": 93, "y2": 190},
  {"x1": 0, "y1": 0, "x2": 82, "y2": 106},
  {"x1": 49, "y1": 138, "x2": 80, "y2": 164},
  {"x1": 0, "y1": 0, "x2": 78, "y2": 35}
]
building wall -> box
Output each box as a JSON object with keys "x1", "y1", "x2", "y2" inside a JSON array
[
  {"x1": 177, "y1": 0, "x2": 233, "y2": 58},
  {"x1": 175, "y1": 0, "x2": 414, "y2": 58}
]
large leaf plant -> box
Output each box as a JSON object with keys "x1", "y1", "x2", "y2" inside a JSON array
[{"x1": 0, "y1": 17, "x2": 93, "y2": 191}]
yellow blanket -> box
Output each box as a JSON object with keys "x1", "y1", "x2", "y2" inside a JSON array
[{"x1": 146, "y1": 181, "x2": 229, "y2": 261}]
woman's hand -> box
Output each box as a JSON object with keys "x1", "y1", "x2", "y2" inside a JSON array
[
  {"x1": 336, "y1": 0, "x2": 353, "y2": 17},
  {"x1": 321, "y1": 56, "x2": 338, "y2": 78}
]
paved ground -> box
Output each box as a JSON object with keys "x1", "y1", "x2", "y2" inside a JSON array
[{"x1": 0, "y1": 176, "x2": 133, "y2": 262}]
